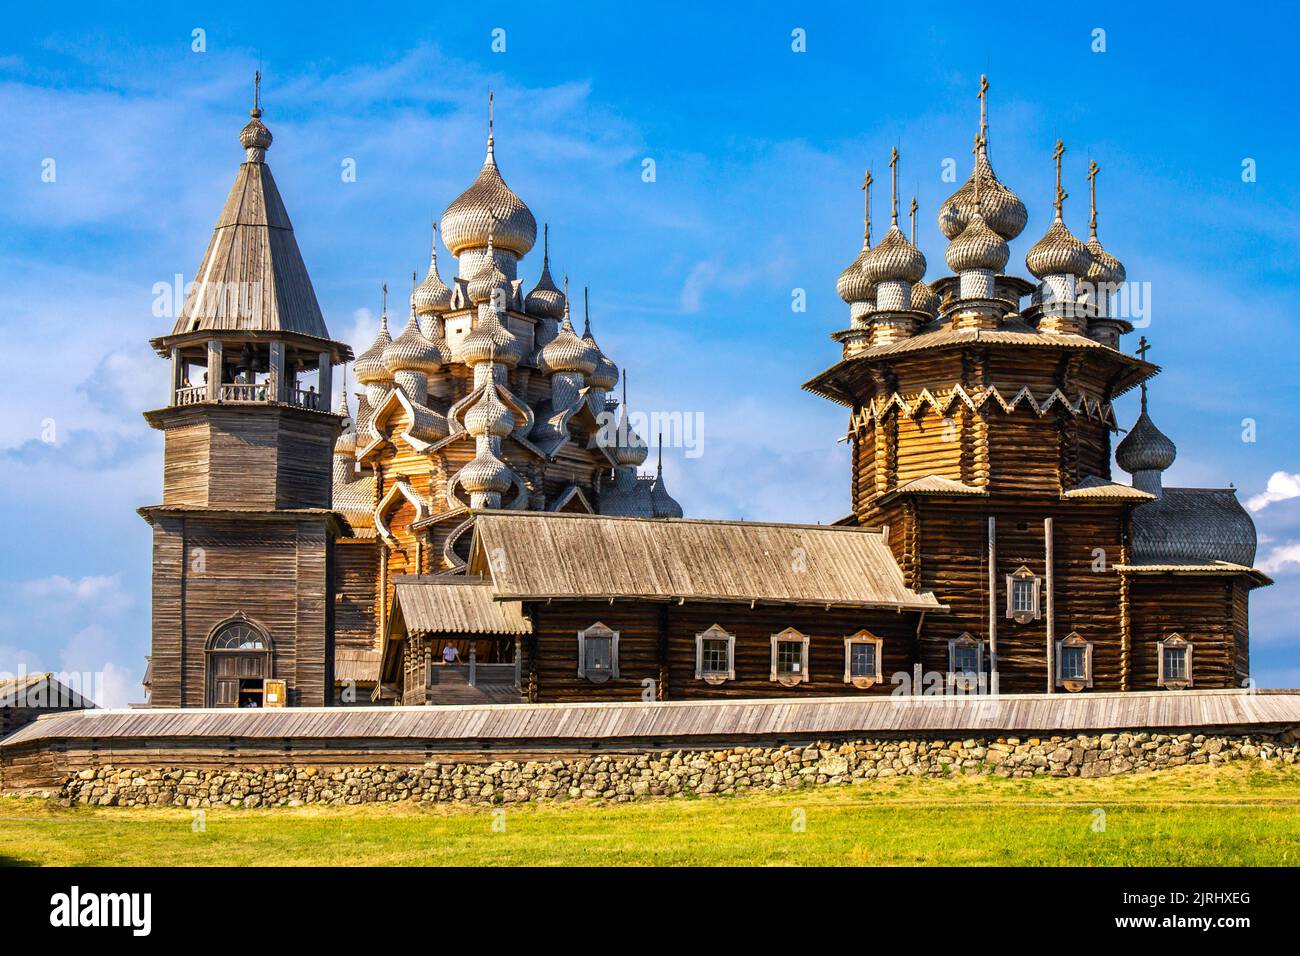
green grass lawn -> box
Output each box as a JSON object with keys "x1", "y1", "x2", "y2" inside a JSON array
[{"x1": 3, "y1": 761, "x2": 1300, "y2": 866}]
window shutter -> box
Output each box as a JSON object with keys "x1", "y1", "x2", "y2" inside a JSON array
[{"x1": 694, "y1": 633, "x2": 703, "y2": 680}]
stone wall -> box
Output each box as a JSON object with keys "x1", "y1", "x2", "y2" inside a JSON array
[{"x1": 54, "y1": 730, "x2": 1300, "y2": 808}]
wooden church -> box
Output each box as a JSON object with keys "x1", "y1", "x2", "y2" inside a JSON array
[{"x1": 140, "y1": 77, "x2": 1267, "y2": 710}]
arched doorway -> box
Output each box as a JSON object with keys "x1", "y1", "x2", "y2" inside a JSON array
[{"x1": 206, "y1": 620, "x2": 273, "y2": 707}]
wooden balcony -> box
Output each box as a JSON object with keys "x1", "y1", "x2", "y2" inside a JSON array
[{"x1": 170, "y1": 383, "x2": 326, "y2": 411}]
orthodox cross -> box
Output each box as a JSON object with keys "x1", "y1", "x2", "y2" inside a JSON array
[
  {"x1": 908, "y1": 196, "x2": 918, "y2": 245},
  {"x1": 488, "y1": 89, "x2": 494, "y2": 136},
  {"x1": 972, "y1": 133, "x2": 984, "y2": 207},
  {"x1": 253, "y1": 70, "x2": 261, "y2": 114},
  {"x1": 1087, "y1": 160, "x2": 1100, "y2": 239},
  {"x1": 860, "y1": 169, "x2": 873, "y2": 244},
  {"x1": 1136, "y1": 336, "x2": 1152, "y2": 408},
  {"x1": 1052, "y1": 139, "x2": 1067, "y2": 218},
  {"x1": 978, "y1": 74, "x2": 989, "y2": 143},
  {"x1": 889, "y1": 147, "x2": 900, "y2": 226},
  {"x1": 381, "y1": 281, "x2": 388, "y2": 316}
]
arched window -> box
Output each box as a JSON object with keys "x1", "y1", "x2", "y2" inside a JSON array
[{"x1": 209, "y1": 622, "x2": 269, "y2": 651}]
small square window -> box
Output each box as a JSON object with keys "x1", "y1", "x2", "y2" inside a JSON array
[
  {"x1": 701, "y1": 640, "x2": 727, "y2": 675},
  {"x1": 1060, "y1": 645, "x2": 1088, "y2": 680},
  {"x1": 1011, "y1": 579, "x2": 1035, "y2": 614},
  {"x1": 577, "y1": 623, "x2": 619, "y2": 683},
  {"x1": 585, "y1": 636, "x2": 612, "y2": 675},
  {"x1": 777, "y1": 642, "x2": 803, "y2": 676},
  {"x1": 1005, "y1": 567, "x2": 1042, "y2": 624},
  {"x1": 1157, "y1": 634, "x2": 1193, "y2": 689},
  {"x1": 951, "y1": 644, "x2": 980, "y2": 674},
  {"x1": 947, "y1": 633, "x2": 984, "y2": 691},
  {"x1": 850, "y1": 643, "x2": 876, "y2": 678}
]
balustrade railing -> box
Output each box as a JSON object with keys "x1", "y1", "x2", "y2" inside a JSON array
[{"x1": 171, "y1": 383, "x2": 324, "y2": 410}]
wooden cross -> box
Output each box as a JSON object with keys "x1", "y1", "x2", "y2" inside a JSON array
[
  {"x1": 861, "y1": 170, "x2": 873, "y2": 242},
  {"x1": 1136, "y1": 336, "x2": 1151, "y2": 362},
  {"x1": 253, "y1": 70, "x2": 262, "y2": 113},
  {"x1": 1087, "y1": 160, "x2": 1100, "y2": 236},
  {"x1": 1052, "y1": 139, "x2": 1067, "y2": 214},
  {"x1": 889, "y1": 147, "x2": 900, "y2": 224},
  {"x1": 978, "y1": 74, "x2": 989, "y2": 139},
  {"x1": 909, "y1": 196, "x2": 918, "y2": 244}
]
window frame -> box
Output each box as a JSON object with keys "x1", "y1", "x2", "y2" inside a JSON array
[
  {"x1": 1157, "y1": 633, "x2": 1194, "y2": 689},
  {"x1": 694, "y1": 624, "x2": 736, "y2": 684},
  {"x1": 947, "y1": 632, "x2": 984, "y2": 691},
  {"x1": 769, "y1": 628, "x2": 811, "y2": 686},
  {"x1": 577, "y1": 622, "x2": 620, "y2": 683},
  {"x1": 842, "y1": 630, "x2": 884, "y2": 687},
  {"x1": 1005, "y1": 565, "x2": 1042, "y2": 624},
  {"x1": 1054, "y1": 631, "x2": 1094, "y2": 690}
]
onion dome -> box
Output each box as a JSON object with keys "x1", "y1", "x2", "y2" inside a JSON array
[
  {"x1": 583, "y1": 315, "x2": 619, "y2": 391},
  {"x1": 1026, "y1": 218, "x2": 1092, "y2": 279},
  {"x1": 539, "y1": 300, "x2": 598, "y2": 376},
  {"x1": 353, "y1": 305, "x2": 393, "y2": 385},
  {"x1": 1084, "y1": 164, "x2": 1127, "y2": 287},
  {"x1": 460, "y1": 450, "x2": 514, "y2": 495},
  {"x1": 939, "y1": 152, "x2": 1027, "y2": 241},
  {"x1": 946, "y1": 212, "x2": 1010, "y2": 273},
  {"x1": 1116, "y1": 387, "x2": 1177, "y2": 474},
  {"x1": 335, "y1": 380, "x2": 357, "y2": 458},
  {"x1": 910, "y1": 280, "x2": 940, "y2": 316},
  {"x1": 466, "y1": 233, "x2": 513, "y2": 306},
  {"x1": 862, "y1": 225, "x2": 926, "y2": 285},
  {"x1": 525, "y1": 224, "x2": 566, "y2": 319},
  {"x1": 413, "y1": 223, "x2": 454, "y2": 315},
  {"x1": 455, "y1": 304, "x2": 524, "y2": 368},
  {"x1": 440, "y1": 95, "x2": 537, "y2": 257},
  {"x1": 383, "y1": 308, "x2": 442, "y2": 375},
  {"x1": 837, "y1": 170, "x2": 875, "y2": 304},
  {"x1": 610, "y1": 382, "x2": 649, "y2": 467},
  {"x1": 464, "y1": 382, "x2": 516, "y2": 438},
  {"x1": 650, "y1": 440, "x2": 684, "y2": 519},
  {"x1": 1086, "y1": 238, "x2": 1126, "y2": 287},
  {"x1": 239, "y1": 74, "x2": 273, "y2": 155}
]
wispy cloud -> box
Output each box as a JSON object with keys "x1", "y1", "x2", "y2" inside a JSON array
[{"x1": 1248, "y1": 471, "x2": 1300, "y2": 512}]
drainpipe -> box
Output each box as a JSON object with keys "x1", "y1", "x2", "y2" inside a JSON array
[
  {"x1": 987, "y1": 515, "x2": 998, "y2": 694},
  {"x1": 1044, "y1": 517, "x2": 1055, "y2": 694}
]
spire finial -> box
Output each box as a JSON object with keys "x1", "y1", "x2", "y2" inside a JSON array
[
  {"x1": 889, "y1": 147, "x2": 900, "y2": 226},
  {"x1": 909, "y1": 195, "x2": 919, "y2": 245},
  {"x1": 656, "y1": 431, "x2": 664, "y2": 476},
  {"x1": 485, "y1": 90, "x2": 496, "y2": 163},
  {"x1": 382, "y1": 281, "x2": 388, "y2": 316},
  {"x1": 543, "y1": 223, "x2": 550, "y2": 266},
  {"x1": 860, "y1": 169, "x2": 873, "y2": 245},
  {"x1": 252, "y1": 70, "x2": 262, "y2": 117},
  {"x1": 431, "y1": 220, "x2": 440, "y2": 263},
  {"x1": 1087, "y1": 160, "x2": 1100, "y2": 240},
  {"x1": 339, "y1": 363, "x2": 349, "y2": 414},
  {"x1": 583, "y1": 285, "x2": 591, "y2": 335},
  {"x1": 977, "y1": 74, "x2": 989, "y2": 148},
  {"x1": 1052, "y1": 139, "x2": 1067, "y2": 220}
]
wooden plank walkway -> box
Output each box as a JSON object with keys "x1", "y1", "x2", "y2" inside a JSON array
[{"x1": 5, "y1": 689, "x2": 1299, "y2": 749}]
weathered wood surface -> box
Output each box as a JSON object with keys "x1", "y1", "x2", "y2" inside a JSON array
[{"x1": 6, "y1": 690, "x2": 1297, "y2": 751}]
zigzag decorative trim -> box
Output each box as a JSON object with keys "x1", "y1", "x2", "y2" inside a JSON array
[{"x1": 851, "y1": 384, "x2": 1116, "y2": 431}]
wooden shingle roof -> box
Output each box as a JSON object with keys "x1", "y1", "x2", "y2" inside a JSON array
[
  {"x1": 469, "y1": 511, "x2": 944, "y2": 611},
  {"x1": 171, "y1": 149, "x2": 331, "y2": 340},
  {"x1": 393, "y1": 580, "x2": 532, "y2": 636}
]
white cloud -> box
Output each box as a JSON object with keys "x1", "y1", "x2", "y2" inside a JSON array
[
  {"x1": 1258, "y1": 542, "x2": 1300, "y2": 576},
  {"x1": 20, "y1": 574, "x2": 133, "y2": 615},
  {"x1": 1248, "y1": 471, "x2": 1300, "y2": 512}
]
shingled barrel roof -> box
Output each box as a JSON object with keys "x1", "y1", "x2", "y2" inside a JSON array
[{"x1": 468, "y1": 511, "x2": 944, "y2": 611}]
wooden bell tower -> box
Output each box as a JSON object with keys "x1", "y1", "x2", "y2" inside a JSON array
[{"x1": 141, "y1": 78, "x2": 352, "y2": 708}]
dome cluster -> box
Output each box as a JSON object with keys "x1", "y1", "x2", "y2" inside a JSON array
[
  {"x1": 337, "y1": 93, "x2": 682, "y2": 523},
  {"x1": 832, "y1": 75, "x2": 1128, "y2": 338}
]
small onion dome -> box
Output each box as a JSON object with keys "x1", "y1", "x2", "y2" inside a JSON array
[
  {"x1": 460, "y1": 451, "x2": 513, "y2": 495},
  {"x1": 1116, "y1": 393, "x2": 1177, "y2": 474},
  {"x1": 464, "y1": 383, "x2": 516, "y2": 438},
  {"x1": 650, "y1": 447, "x2": 683, "y2": 519},
  {"x1": 1085, "y1": 236, "x2": 1126, "y2": 287},
  {"x1": 239, "y1": 109, "x2": 273, "y2": 153},
  {"x1": 525, "y1": 257, "x2": 565, "y2": 319},
  {"x1": 383, "y1": 310, "x2": 442, "y2": 375},
  {"x1": 466, "y1": 235, "x2": 513, "y2": 306},
  {"x1": 335, "y1": 423, "x2": 357, "y2": 459},
  {"x1": 945, "y1": 213, "x2": 1010, "y2": 274},
  {"x1": 861, "y1": 225, "x2": 926, "y2": 285},
  {"x1": 583, "y1": 318, "x2": 619, "y2": 391},
  {"x1": 938, "y1": 151, "x2": 1028, "y2": 241},
  {"x1": 910, "y1": 280, "x2": 940, "y2": 316},
  {"x1": 1026, "y1": 218, "x2": 1093, "y2": 280},
  {"x1": 413, "y1": 228, "x2": 453, "y2": 315},
  {"x1": 538, "y1": 312, "x2": 598, "y2": 376},
  {"x1": 353, "y1": 312, "x2": 393, "y2": 385},
  {"x1": 455, "y1": 306, "x2": 525, "y2": 368},
  {"x1": 441, "y1": 135, "x2": 537, "y2": 257},
  {"x1": 836, "y1": 242, "x2": 874, "y2": 305},
  {"x1": 611, "y1": 409, "x2": 649, "y2": 467}
]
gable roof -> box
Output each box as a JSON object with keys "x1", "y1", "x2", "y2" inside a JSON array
[
  {"x1": 392, "y1": 579, "x2": 532, "y2": 636},
  {"x1": 0, "y1": 673, "x2": 97, "y2": 710},
  {"x1": 468, "y1": 511, "x2": 944, "y2": 611}
]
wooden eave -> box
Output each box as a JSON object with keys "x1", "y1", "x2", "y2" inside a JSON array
[
  {"x1": 137, "y1": 504, "x2": 354, "y2": 537},
  {"x1": 150, "y1": 328, "x2": 354, "y2": 364},
  {"x1": 143, "y1": 399, "x2": 343, "y2": 428}
]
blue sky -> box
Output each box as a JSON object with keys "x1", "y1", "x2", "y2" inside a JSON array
[{"x1": 2, "y1": 1, "x2": 1298, "y2": 703}]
